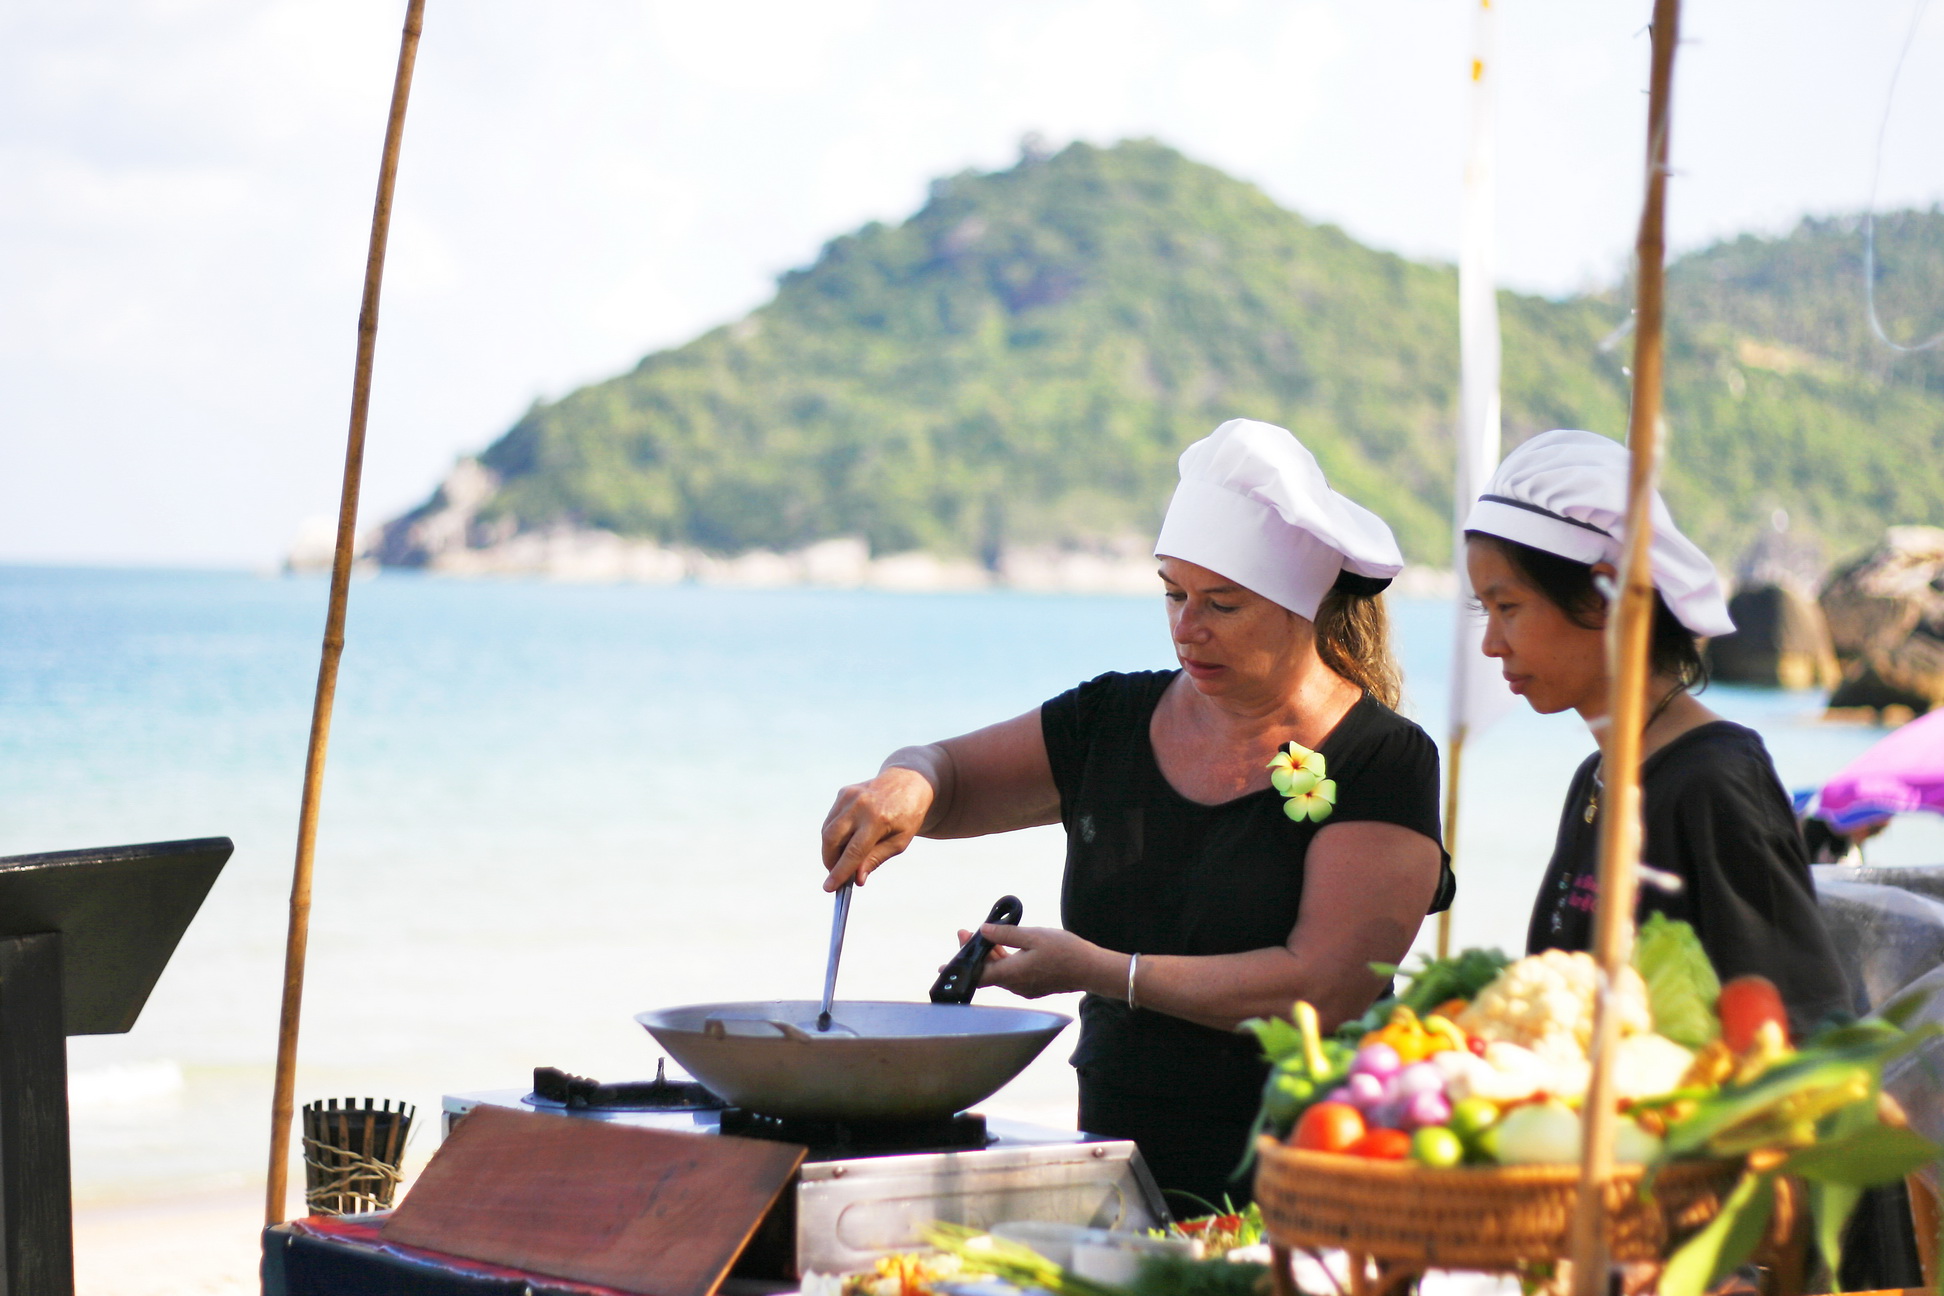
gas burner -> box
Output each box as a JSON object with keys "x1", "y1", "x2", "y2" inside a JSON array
[
  {"x1": 718, "y1": 1108, "x2": 990, "y2": 1158},
  {"x1": 523, "y1": 1062, "x2": 724, "y2": 1112}
]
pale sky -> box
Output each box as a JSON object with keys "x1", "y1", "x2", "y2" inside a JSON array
[{"x1": 4, "y1": 0, "x2": 1941, "y2": 566}]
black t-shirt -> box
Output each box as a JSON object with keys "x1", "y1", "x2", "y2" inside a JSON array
[
  {"x1": 1528, "y1": 721, "x2": 1851, "y2": 1036},
  {"x1": 1040, "y1": 670, "x2": 1447, "y2": 1099}
]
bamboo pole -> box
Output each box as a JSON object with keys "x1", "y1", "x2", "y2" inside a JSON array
[
  {"x1": 266, "y1": 0, "x2": 426, "y2": 1228},
  {"x1": 1436, "y1": 726, "x2": 1465, "y2": 959},
  {"x1": 1444, "y1": 0, "x2": 1504, "y2": 962},
  {"x1": 1567, "y1": 0, "x2": 1681, "y2": 1288}
]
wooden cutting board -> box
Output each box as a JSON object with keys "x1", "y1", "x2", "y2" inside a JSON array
[{"x1": 382, "y1": 1105, "x2": 805, "y2": 1296}]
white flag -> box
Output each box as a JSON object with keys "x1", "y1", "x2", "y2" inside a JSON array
[{"x1": 1450, "y1": 0, "x2": 1517, "y2": 740}]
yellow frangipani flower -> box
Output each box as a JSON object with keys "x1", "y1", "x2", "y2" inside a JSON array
[{"x1": 1268, "y1": 741, "x2": 1335, "y2": 822}]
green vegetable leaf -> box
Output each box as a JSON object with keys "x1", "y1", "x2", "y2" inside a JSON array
[
  {"x1": 1804, "y1": 1095, "x2": 1877, "y2": 1287},
  {"x1": 1806, "y1": 1020, "x2": 1901, "y2": 1050},
  {"x1": 926, "y1": 1224, "x2": 1129, "y2": 1296},
  {"x1": 1335, "y1": 996, "x2": 1399, "y2": 1045},
  {"x1": 1663, "y1": 1058, "x2": 1874, "y2": 1158},
  {"x1": 1659, "y1": 1025, "x2": 1942, "y2": 1157},
  {"x1": 1632, "y1": 913, "x2": 1721, "y2": 1049},
  {"x1": 1233, "y1": 1095, "x2": 1272, "y2": 1178},
  {"x1": 1660, "y1": 1170, "x2": 1778, "y2": 1296},
  {"x1": 1783, "y1": 1124, "x2": 1941, "y2": 1186},
  {"x1": 1242, "y1": 1015, "x2": 1304, "y2": 1065},
  {"x1": 1809, "y1": 1179, "x2": 1864, "y2": 1293},
  {"x1": 1393, "y1": 947, "x2": 1512, "y2": 1015},
  {"x1": 1878, "y1": 983, "x2": 1933, "y2": 1029}
]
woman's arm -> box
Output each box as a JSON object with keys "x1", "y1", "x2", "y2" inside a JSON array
[
  {"x1": 975, "y1": 820, "x2": 1442, "y2": 1031},
  {"x1": 819, "y1": 709, "x2": 1060, "y2": 891}
]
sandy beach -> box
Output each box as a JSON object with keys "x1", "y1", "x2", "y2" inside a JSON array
[{"x1": 76, "y1": 1192, "x2": 276, "y2": 1296}]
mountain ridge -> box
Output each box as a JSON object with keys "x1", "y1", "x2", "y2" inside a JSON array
[{"x1": 376, "y1": 139, "x2": 1944, "y2": 578}]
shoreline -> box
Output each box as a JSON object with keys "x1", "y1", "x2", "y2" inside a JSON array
[{"x1": 292, "y1": 528, "x2": 1461, "y2": 599}]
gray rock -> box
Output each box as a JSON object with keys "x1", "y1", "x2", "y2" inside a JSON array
[
  {"x1": 1710, "y1": 583, "x2": 1839, "y2": 690},
  {"x1": 1821, "y1": 527, "x2": 1944, "y2": 713}
]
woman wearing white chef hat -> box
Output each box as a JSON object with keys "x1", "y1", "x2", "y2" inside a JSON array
[
  {"x1": 1463, "y1": 429, "x2": 1848, "y2": 1035},
  {"x1": 822, "y1": 419, "x2": 1450, "y2": 1206}
]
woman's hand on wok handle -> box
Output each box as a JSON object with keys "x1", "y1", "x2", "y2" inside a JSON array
[
  {"x1": 962, "y1": 925, "x2": 1110, "y2": 1000},
  {"x1": 971, "y1": 820, "x2": 1444, "y2": 1032},
  {"x1": 819, "y1": 709, "x2": 1060, "y2": 891}
]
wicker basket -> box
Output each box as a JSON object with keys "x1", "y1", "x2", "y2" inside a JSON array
[
  {"x1": 302, "y1": 1097, "x2": 414, "y2": 1215},
  {"x1": 1254, "y1": 1136, "x2": 1743, "y2": 1268}
]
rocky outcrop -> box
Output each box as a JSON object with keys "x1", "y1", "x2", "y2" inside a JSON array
[
  {"x1": 360, "y1": 459, "x2": 1469, "y2": 597},
  {"x1": 1711, "y1": 583, "x2": 1840, "y2": 690},
  {"x1": 362, "y1": 463, "x2": 1164, "y2": 591},
  {"x1": 1711, "y1": 525, "x2": 1840, "y2": 689},
  {"x1": 371, "y1": 458, "x2": 502, "y2": 569},
  {"x1": 1822, "y1": 526, "x2": 1944, "y2": 713}
]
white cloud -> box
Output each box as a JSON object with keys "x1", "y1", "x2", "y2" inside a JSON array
[
  {"x1": 4, "y1": 0, "x2": 1944, "y2": 565},
  {"x1": 651, "y1": 0, "x2": 887, "y2": 95}
]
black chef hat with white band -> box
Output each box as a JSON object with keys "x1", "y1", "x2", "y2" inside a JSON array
[
  {"x1": 1154, "y1": 419, "x2": 1405, "y2": 620},
  {"x1": 1463, "y1": 428, "x2": 1734, "y2": 638}
]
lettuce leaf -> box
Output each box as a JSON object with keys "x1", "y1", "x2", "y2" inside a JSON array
[{"x1": 1633, "y1": 913, "x2": 1721, "y2": 1049}]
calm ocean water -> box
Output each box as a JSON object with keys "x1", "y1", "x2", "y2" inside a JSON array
[{"x1": 3, "y1": 566, "x2": 1940, "y2": 1203}]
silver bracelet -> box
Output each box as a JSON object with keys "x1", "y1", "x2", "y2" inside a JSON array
[{"x1": 1126, "y1": 953, "x2": 1140, "y2": 1011}]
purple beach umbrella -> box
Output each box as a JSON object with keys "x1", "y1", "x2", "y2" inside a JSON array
[{"x1": 1815, "y1": 709, "x2": 1944, "y2": 833}]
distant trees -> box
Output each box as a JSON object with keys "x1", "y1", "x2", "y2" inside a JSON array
[{"x1": 403, "y1": 141, "x2": 1944, "y2": 570}]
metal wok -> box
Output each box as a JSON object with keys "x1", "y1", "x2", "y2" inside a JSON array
[{"x1": 636, "y1": 1000, "x2": 1071, "y2": 1122}]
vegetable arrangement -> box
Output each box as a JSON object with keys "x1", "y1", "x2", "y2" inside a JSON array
[
  {"x1": 1245, "y1": 918, "x2": 1941, "y2": 1289},
  {"x1": 925, "y1": 1223, "x2": 1275, "y2": 1296},
  {"x1": 1154, "y1": 1202, "x2": 1266, "y2": 1260},
  {"x1": 800, "y1": 1251, "x2": 970, "y2": 1296}
]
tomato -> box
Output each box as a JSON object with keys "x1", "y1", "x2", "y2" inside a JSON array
[
  {"x1": 1718, "y1": 975, "x2": 1789, "y2": 1053},
  {"x1": 1348, "y1": 1128, "x2": 1413, "y2": 1160},
  {"x1": 1290, "y1": 1102, "x2": 1366, "y2": 1153}
]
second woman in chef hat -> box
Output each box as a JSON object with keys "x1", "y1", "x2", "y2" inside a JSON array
[
  {"x1": 1463, "y1": 428, "x2": 1848, "y2": 1035},
  {"x1": 820, "y1": 418, "x2": 1451, "y2": 1206}
]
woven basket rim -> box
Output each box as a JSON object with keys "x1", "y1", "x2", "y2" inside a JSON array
[
  {"x1": 1252, "y1": 1135, "x2": 1746, "y2": 1266},
  {"x1": 1255, "y1": 1134, "x2": 1741, "y2": 1182}
]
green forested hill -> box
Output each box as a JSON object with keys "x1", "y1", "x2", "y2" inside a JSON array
[
  {"x1": 410, "y1": 141, "x2": 1944, "y2": 568},
  {"x1": 1654, "y1": 210, "x2": 1944, "y2": 557}
]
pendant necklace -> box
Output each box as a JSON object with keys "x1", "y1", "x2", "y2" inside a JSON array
[{"x1": 1584, "y1": 687, "x2": 1683, "y2": 824}]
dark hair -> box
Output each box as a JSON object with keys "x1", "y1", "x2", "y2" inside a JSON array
[
  {"x1": 1313, "y1": 581, "x2": 1401, "y2": 709},
  {"x1": 1463, "y1": 532, "x2": 1709, "y2": 692}
]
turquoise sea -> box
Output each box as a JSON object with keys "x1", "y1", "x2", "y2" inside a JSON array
[{"x1": 4, "y1": 566, "x2": 1940, "y2": 1205}]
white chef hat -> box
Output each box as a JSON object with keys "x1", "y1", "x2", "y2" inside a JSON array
[
  {"x1": 1154, "y1": 419, "x2": 1404, "y2": 620},
  {"x1": 1463, "y1": 428, "x2": 1734, "y2": 638}
]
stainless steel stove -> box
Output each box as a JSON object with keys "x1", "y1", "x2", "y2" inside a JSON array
[{"x1": 442, "y1": 1069, "x2": 1166, "y2": 1278}]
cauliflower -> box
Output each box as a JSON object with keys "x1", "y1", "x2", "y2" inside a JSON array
[
  {"x1": 1456, "y1": 949, "x2": 1652, "y2": 1059},
  {"x1": 1435, "y1": 954, "x2": 1694, "y2": 1106}
]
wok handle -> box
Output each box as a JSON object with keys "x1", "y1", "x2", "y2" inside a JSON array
[{"x1": 929, "y1": 895, "x2": 1023, "y2": 1004}]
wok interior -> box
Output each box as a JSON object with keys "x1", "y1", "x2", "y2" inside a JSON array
[{"x1": 641, "y1": 999, "x2": 1072, "y2": 1040}]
